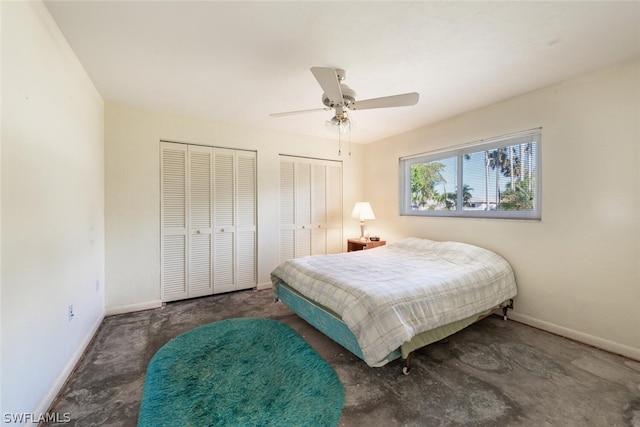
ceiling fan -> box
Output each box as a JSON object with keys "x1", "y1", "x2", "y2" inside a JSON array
[{"x1": 270, "y1": 67, "x2": 419, "y2": 129}]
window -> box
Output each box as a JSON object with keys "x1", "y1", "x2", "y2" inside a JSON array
[{"x1": 399, "y1": 129, "x2": 541, "y2": 219}]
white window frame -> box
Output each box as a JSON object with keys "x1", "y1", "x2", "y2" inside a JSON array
[{"x1": 399, "y1": 128, "x2": 542, "y2": 220}]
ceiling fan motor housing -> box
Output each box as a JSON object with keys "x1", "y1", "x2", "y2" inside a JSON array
[{"x1": 322, "y1": 84, "x2": 356, "y2": 108}]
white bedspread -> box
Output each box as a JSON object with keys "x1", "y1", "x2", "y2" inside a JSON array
[{"x1": 271, "y1": 237, "x2": 517, "y2": 367}]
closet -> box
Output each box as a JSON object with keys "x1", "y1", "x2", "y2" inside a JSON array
[
  {"x1": 279, "y1": 156, "x2": 342, "y2": 262},
  {"x1": 161, "y1": 142, "x2": 256, "y2": 302}
]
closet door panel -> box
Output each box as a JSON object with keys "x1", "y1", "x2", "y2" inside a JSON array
[
  {"x1": 326, "y1": 163, "x2": 343, "y2": 254},
  {"x1": 189, "y1": 233, "x2": 212, "y2": 295},
  {"x1": 311, "y1": 227, "x2": 326, "y2": 256},
  {"x1": 236, "y1": 153, "x2": 256, "y2": 229},
  {"x1": 214, "y1": 149, "x2": 235, "y2": 230},
  {"x1": 279, "y1": 159, "x2": 296, "y2": 262},
  {"x1": 188, "y1": 145, "x2": 213, "y2": 297},
  {"x1": 162, "y1": 235, "x2": 187, "y2": 301},
  {"x1": 236, "y1": 231, "x2": 256, "y2": 289},
  {"x1": 236, "y1": 152, "x2": 257, "y2": 289},
  {"x1": 279, "y1": 230, "x2": 295, "y2": 262},
  {"x1": 312, "y1": 163, "x2": 327, "y2": 225},
  {"x1": 189, "y1": 147, "x2": 213, "y2": 230},
  {"x1": 296, "y1": 229, "x2": 311, "y2": 258},
  {"x1": 311, "y1": 163, "x2": 327, "y2": 255},
  {"x1": 161, "y1": 142, "x2": 188, "y2": 301},
  {"x1": 326, "y1": 228, "x2": 343, "y2": 254},
  {"x1": 214, "y1": 232, "x2": 235, "y2": 293},
  {"x1": 213, "y1": 148, "x2": 236, "y2": 293},
  {"x1": 295, "y1": 162, "x2": 312, "y2": 257}
]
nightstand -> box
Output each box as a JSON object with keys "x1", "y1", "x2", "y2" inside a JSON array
[{"x1": 347, "y1": 238, "x2": 386, "y2": 252}]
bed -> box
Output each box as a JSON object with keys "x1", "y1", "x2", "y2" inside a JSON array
[{"x1": 271, "y1": 237, "x2": 517, "y2": 373}]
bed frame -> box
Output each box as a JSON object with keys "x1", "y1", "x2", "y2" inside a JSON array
[{"x1": 275, "y1": 282, "x2": 513, "y2": 374}]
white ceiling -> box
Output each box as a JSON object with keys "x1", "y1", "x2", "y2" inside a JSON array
[{"x1": 44, "y1": 1, "x2": 640, "y2": 144}]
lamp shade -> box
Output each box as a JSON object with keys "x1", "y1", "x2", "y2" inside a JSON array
[{"x1": 351, "y1": 202, "x2": 376, "y2": 221}]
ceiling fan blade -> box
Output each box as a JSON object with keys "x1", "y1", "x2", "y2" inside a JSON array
[
  {"x1": 269, "y1": 107, "x2": 331, "y2": 117},
  {"x1": 310, "y1": 67, "x2": 343, "y2": 106},
  {"x1": 350, "y1": 92, "x2": 419, "y2": 110}
]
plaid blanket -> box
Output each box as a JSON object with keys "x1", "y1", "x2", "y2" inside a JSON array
[{"x1": 271, "y1": 238, "x2": 517, "y2": 367}]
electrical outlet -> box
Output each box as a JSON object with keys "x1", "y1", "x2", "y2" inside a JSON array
[
  {"x1": 68, "y1": 305, "x2": 74, "y2": 321},
  {"x1": 96, "y1": 280, "x2": 100, "y2": 292}
]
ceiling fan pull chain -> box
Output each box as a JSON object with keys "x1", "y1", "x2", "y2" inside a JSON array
[
  {"x1": 348, "y1": 119, "x2": 352, "y2": 156},
  {"x1": 338, "y1": 122, "x2": 342, "y2": 156}
]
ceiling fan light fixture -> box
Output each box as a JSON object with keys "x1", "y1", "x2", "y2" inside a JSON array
[
  {"x1": 324, "y1": 113, "x2": 352, "y2": 157},
  {"x1": 325, "y1": 114, "x2": 351, "y2": 133}
]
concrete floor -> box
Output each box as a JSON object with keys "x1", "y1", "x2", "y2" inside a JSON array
[{"x1": 47, "y1": 289, "x2": 640, "y2": 426}]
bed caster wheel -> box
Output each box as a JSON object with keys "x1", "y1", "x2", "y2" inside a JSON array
[{"x1": 402, "y1": 366, "x2": 411, "y2": 375}]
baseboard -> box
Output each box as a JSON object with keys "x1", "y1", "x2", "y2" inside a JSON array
[
  {"x1": 105, "y1": 300, "x2": 163, "y2": 316},
  {"x1": 508, "y1": 312, "x2": 640, "y2": 362},
  {"x1": 30, "y1": 312, "x2": 105, "y2": 427},
  {"x1": 256, "y1": 282, "x2": 272, "y2": 291}
]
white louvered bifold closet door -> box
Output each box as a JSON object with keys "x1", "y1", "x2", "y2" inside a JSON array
[
  {"x1": 213, "y1": 148, "x2": 236, "y2": 293},
  {"x1": 235, "y1": 151, "x2": 257, "y2": 290},
  {"x1": 325, "y1": 162, "x2": 343, "y2": 254},
  {"x1": 295, "y1": 162, "x2": 312, "y2": 258},
  {"x1": 279, "y1": 156, "x2": 342, "y2": 263},
  {"x1": 311, "y1": 163, "x2": 327, "y2": 255},
  {"x1": 279, "y1": 159, "x2": 295, "y2": 262},
  {"x1": 161, "y1": 143, "x2": 189, "y2": 301},
  {"x1": 161, "y1": 142, "x2": 256, "y2": 302},
  {"x1": 188, "y1": 145, "x2": 213, "y2": 298},
  {"x1": 213, "y1": 148, "x2": 257, "y2": 293}
]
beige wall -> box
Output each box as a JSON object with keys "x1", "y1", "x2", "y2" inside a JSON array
[
  {"x1": 1, "y1": 1, "x2": 105, "y2": 418},
  {"x1": 105, "y1": 103, "x2": 366, "y2": 314},
  {"x1": 365, "y1": 58, "x2": 640, "y2": 360}
]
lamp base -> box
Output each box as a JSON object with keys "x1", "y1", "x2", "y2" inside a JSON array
[{"x1": 359, "y1": 221, "x2": 368, "y2": 241}]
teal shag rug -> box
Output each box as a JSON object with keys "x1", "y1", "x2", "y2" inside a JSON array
[{"x1": 138, "y1": 318, "x2": 344, "y2": 427}]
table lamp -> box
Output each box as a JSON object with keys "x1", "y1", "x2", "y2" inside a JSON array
[{"x1": 351, "y1": 202, "x2": 376, "y2": 241}]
